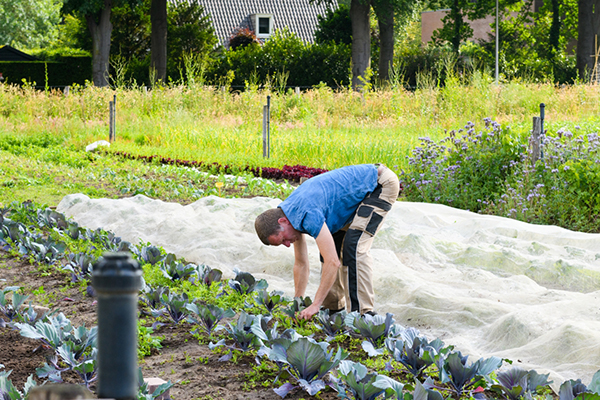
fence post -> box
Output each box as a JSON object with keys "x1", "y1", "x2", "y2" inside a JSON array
[
  {"x1": 92, "y1": 252, "x2": 142, "y2": 400},
  {"x1": 540, "y1": 103, "x2": 545, "y2": 160},
  {"x1": 266, "y1": 96, "x2": 270, "y2": 158},
  {"x1": 530, "y1": 116, "x2": 542, "y2": 166},
  {"x1": 263, "y1": 105, "x2": 268, "y2": 158},
  {"x1": 295, "y1": 87, "x2": 300, "y2": 96},
  {"x1": 109, "y1": 100, "x2": 115, "y2": 142},
  {"x1": 113, "y1": 94, "x2": 117, "y2": 140},
  {"x1": 63, "y1": 86, "x2": 70, "y2": 96}
]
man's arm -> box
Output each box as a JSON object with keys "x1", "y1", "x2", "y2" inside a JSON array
[
  {"x1": 292, "y1": 233, "x2": 309, "y2": 297},
  {"x1": 298, "y1": 223, "x2": 340, "y2": 320}
]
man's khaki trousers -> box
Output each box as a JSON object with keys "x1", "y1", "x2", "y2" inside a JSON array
[{"x1": 321, "y1": 165, "x2": 400, "y2": 314}]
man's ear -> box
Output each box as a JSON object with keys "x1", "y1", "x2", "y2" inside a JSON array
[{"x1": 277, "y1": 217, "x2": 289, "y2": 226}]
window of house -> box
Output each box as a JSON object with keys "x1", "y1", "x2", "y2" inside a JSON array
[{"x1": 254, "y1": 14, "x2": 273, "y2": 38}]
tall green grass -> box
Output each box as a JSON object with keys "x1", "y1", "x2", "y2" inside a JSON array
[{"x1": 0, "y1": 78, "x2": 598, "y2": 174}]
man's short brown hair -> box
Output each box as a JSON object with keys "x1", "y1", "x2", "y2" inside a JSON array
[{"x1": 254, "y1": 208, "x2": 285, "y2": 245}]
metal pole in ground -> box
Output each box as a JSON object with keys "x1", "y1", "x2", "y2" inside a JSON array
[
  {"x1": 540, "y1": 103, "x2": 545, "y2": 160},
  {"x1": 263, "y1": 105, "x2": 268, "y2": 158},
  {"x1": 267, "y1": 95, "x2": 271, "y2": 158},
  {"x1": 109, "y1": 100, "x2": 114, "y2": 142},
  {"x1": 92, "y1": 252, "x2": 142, "y2": 400},
  {"x1": 113, "y1": 94, "x2": 117, "y2": 141}
]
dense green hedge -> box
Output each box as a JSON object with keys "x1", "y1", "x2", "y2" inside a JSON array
[
  {"x1": 0, "y1": 56, "x2": 91, "y2": 87},
  {"x1": 207, "y1": 29, "x2": 351, "y2": 89}
]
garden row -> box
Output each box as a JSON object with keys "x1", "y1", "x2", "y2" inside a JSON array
[
  {"x1": 1, "y1": 202, "x2": 600, "y2": 399},
  {"x1": 107, "y1": 150, "x2": 330, "y2": 183}
]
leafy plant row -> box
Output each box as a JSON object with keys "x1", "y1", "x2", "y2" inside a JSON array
[
  {"x1": 106, "y1": 150, "x2": 329, "y2": 183},
  {"x1": 2, "y1": 203, "x2": 600, "y2": 400}
]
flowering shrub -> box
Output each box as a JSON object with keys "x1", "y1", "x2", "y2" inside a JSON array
[
  {"x1": 400, "y1": 118, "x2": 600, "y2": 232},
  {"x1": 399, "y1": 118, "x2": 525, "y2": 213},
  {"x1": 228, "y1": 27, "x2": 260, "y2": 51},
  {"x1": 486, "y1": 128, "x2": 600, "y2": 232}
]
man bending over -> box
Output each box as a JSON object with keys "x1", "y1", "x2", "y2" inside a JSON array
[{"x1": 254, "y1": 164, "x2": 400, "y2": 320}]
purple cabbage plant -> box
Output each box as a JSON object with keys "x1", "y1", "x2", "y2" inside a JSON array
[
  {"x1": 151, "y1": 290, "x2": 189, "y2": 325},
  {"x1": 208, "y1": 311, "x2": 264, "y2": 361},
  {"x1": 433, "y1": 351, "x2": 502, "y2": 397},
  {"x1": 0, "y1": 368, "x2": 37, "y2": 400},
  {"x1": 228, "y1": 269, "x2": 268, "y2": 295},
  {"x1": 345, "y1": 312, "x2": 401, "y2": 356},
  {"x1": 259, "y1": 336, "x2": 348, "y2": 398},
  {"x1": 254, "y1": 289, "x2": 288, "y2": 314},
  {"x1": 185, "y1": 301, "x2": 235, "y2": 336},
  {"x1": 333, "y1": 360, "x2": 387, "y2": 400},
  {"x1": 314, "y1": 309, "x2": 347, "y2": 340},
  {"x1": 384, "y1": 327, "x2": 447, "y2": 379},
  {"x1": 491, "y1": 367, "x2": 552, "y2": 400},
  {"x1": 0, "y1": 287, "x2": 27, "y2": 327},
  {"x1": 189, "y1": 263, "x2": 222, "y2": 286},
  {"x1": 159, "y1": 253, "x2": 197, "y2": 281},
  {"x1": 280, "y1": 296, "x2": 312, "y2": 328},
  {"x1": 558, "y1": 370, "x2": 600, "y2": 400}
]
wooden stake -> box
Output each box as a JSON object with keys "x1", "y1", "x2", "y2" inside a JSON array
[{"x1": 530, "y1": 116, "x2": 542, "y2": 166}]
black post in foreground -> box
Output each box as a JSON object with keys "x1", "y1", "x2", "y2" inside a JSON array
[{"x1": 92, "y1": 252, "x2": 142, "y2": 400}]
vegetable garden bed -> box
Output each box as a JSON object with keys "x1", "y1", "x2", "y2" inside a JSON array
[{"x1": 2, "y1": 203, "x2": 599, "y2": 400}]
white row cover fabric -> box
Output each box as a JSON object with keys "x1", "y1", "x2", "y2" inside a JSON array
[{"x1": 57, "y1": 193, "x2": 600, "y2": 389}]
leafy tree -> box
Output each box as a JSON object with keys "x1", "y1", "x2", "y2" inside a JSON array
[
  {"x1": 469, "y1": 0, "x2": 577, "y2": 82},
  {"x1": 576, "y1": 0, "x2": 600, "y2": 79},
  {"x1": 167, "y1": 0, "x2": 218, "y2": 79},
  {"x1": 0, "y1": 0, "x2": 63, "y2": 48},
  {"x1": 431, "y1": 0, "x2": 494, "y2": 53},
  {"x1": 315, "y1": 3, "x2": 352, "y2": 45},
  {"x1": 111, "y1": 1, "x2": 150, "y2": 61},
  {"x1": 315, "y1": 0, "x2": 415, "y2": 89},
  {"x1": 62, "y1": 0, "x2": 138, "y2": 86},
  {"x1": 108, "y1": 0, "x2": 216, "y2": 84},
  {"x1": 54, "y1": 13, "x2": 93, "y2": 51}
]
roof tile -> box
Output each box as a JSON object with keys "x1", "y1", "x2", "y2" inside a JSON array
[{"x1": 190, "y1": 0, "x2": 339, "y2": 48}]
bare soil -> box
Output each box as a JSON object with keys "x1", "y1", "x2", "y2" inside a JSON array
[{"x1": 0, "y1": 252, "x2": 339, "y2": 400}]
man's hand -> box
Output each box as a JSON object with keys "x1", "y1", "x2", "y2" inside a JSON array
[{"x1": 298, "y1": 303, "x2": 321, "y2": 320}]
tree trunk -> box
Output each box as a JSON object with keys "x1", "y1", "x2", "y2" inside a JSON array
[
  {"x1": 350, "y1": 0, "x2": 372, "y2": 90},
  {"x1": 85, "y1": 0, "x2": 112, "y2": 87},
  {"x1": 548, "y1": 0, "x2": 561, "y2": 57},
  {"x1": 373, "y1": 0, "x2": 394, "y2": 82},
  {"x1": 451, "y1": 0, "x2": 463, "y2": 53},
  {"x1": 577, "y1": 0, "x2": 600, "y2": 80},
  {"x1": 151, "y1": 0, "x2": 168, "y2": 83},
  {"x1": 86, "y1": 0, "x2": 113, "y2": 87}
]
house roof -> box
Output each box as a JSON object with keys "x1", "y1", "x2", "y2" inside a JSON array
[
  {"x1": 191, "y1": 0, "x2": 338, "y2": 48},
  {"x1": 0, "y1": 45, "x2": 36, "y2": 61}
]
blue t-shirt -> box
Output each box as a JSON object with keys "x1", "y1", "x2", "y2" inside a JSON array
[{"x1": 279, "y1": 164, "x2": 378, "y2": 238}]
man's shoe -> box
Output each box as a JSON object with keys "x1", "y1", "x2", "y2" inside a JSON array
[{"x1": 364, "y1": 311, "x2": 377, "y2": 316}]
